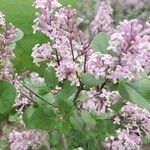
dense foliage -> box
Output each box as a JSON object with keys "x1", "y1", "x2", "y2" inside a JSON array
[{"x1": 0, "y1": 0, "x2": 150, "y2": 150}]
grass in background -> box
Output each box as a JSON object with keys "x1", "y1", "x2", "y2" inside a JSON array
[
  {"x1": 0, "y1": 0, "x2": 47, "y2": 73},
  {"x1": 0, "y1": 0, "x2": 77, "y2": 74}
]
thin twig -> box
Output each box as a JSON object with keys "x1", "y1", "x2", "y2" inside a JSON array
[
  {"x1": 17, "y1": 79, "x2": 57, "y2": 108},
  {"x1": 61, "y1": 134, "x2": 68, "y2": 150}
]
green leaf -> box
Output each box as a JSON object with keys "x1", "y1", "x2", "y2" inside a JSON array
[
  {"x1": 44, "y1": 67, "x2": 58, "y2": 89},
  {"x1": 38, "y1": 146, "x2": 49, "y2": 150},
  {"x1": 15, "y1": 28, "x2": 24, "y2": 41},
  {"x1": 23, "y1": 107, "x2": 36, "y2": 129},
  {"x1": 60, "y1": 115, "x2": 71, "y2": 133},
  {"x1": 70, "y1": 112, "x2": 84, "y2": 130},
  {"x1": 35, "y1": 92, "x2": 55, "y2": 106},
  {"x1": 56, "y1": 80, "x2": 77, "y2": 100},
  {"x1": 6, "y1": 42, "x2": 16, "y2": 49},
  {"x1": 97, "y1": 119, "x2": 117, "y2": 137},
  {"x1": 91, "y1": 32, "x2": 110, "y2": 53},
  {"x1": 0, "y1": 140, "x2": 9, "y2": 150},
  {"x1": 111, "y1": 100, "x2": 124, "y2": 112},
  {"x1": 129, "y1": 78, "x2": 150, "y2": 100},
  {"x1": 38, "y1": 86, "x2": 50, "y2": 95},
  {"x1": 8, "y1": 113, "x2": 18, "y2": 122},
  {"x1": 98, "y1": 112, "x2": 115, "y2": 120},
  {"x1": 56, "y1": 98, "x2": 73, "y2": 113},
  {"x1": 0, "y1": 80, "x2": 16, "y2": 114},
  {"x1": 81, "y1": 110, "x2": 96, "y2": 126},
  {"x1": 118, "y1": 80, "x2": 150, "y2": 111},
  {"x1": 29, "y1": 106, "x2": 56, "y2": 130},
  {"x1": 55, "y1": 80, "x2": 76, "y2": 113},
  {"x1": 50, "y1": 131, "x2": 60, "y2": 145},
  {"x1": 81, "y1": 73, "x2": 104, "y2": 89}
]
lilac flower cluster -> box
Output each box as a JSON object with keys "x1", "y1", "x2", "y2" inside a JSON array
[
  {"x1": 91, "y1": 0, "x2": 113, "y2": 34},
  {"x1": 32, "y1": 0, "x2": 92, "y2": 85},
  {"x1": 9, "y1": 130, "x2": 48, "y2": 150},
  {"x1": 105, "y1": 102, "x2": 150, "y2": 149},
  {"x1": 0, "y1": 12, "x2": 16, "y2": 81},
  {"x1": 108, "y1": 19, "x2": 150, "y2": 83},
  {"x1": 83, "y1": 89, "x2": 121, "y2": 114},
  {"x1": 32, "y1": 0, "x2": 150, "y2": 86}
]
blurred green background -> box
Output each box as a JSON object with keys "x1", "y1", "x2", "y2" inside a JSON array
[{"x1": 0, "y1": 0, "x2": 77, "y2": 74}]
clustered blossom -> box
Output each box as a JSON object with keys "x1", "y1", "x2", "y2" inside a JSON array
[
  {"x1": 32, "y1": 0, "x2": 92, "y2": 85},
  {"x1": 107, "y1": 19, "x2": 150, "y2": 83},
  {"x1": 109, "y1": 19, "x2": 142, "y2": 54},
  {"x1": 105, "y1": 129, "x2": 142, "y2": 150},
  {"x1": 13, "y1": 78, "x2": 32, "y2": 108},
  {"x1": 55, "y1": 59, "x2": 78, "y2": 83},
  {"x1": 32, "y1": 43, "x2": 52, "y2": 65},
  {"x1": 83, "y1": 89, "x2": 121, "y2": 114},
  {"x1": 86, "y1": 53, "x2": 116, "y2": 78},
  {"x1": 0, "y1": 12, "x2": 16, "y2": 81},
  {"x1": 105, "y1": 102, "x2": 150, "y2": 149},
  {"x1": 32, "y1": 0, "x2": 150, "y2": 86},
  {"x1": 9, "y1": 130, "x2": 48, "y2": 150},
  {"x1": 91, "y1": 0, "x2": 113, "y2": 34}
]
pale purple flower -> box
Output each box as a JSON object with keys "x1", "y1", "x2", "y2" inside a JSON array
[
  {"x1": 30, "y1": 72, "x2": 45, "y2": 84},
  {"x1": 33, "y1": 0, "x2": 61, "y2": 10},
  {"x1": 108, "y1": 19, "x2": 142, "y2": 54},
  {"x1": 9, "y1": 130, "x2": 48, "y2": 150},
  {"x1": 32, "y1": 43, "x2": 52, "y2": 65},
  {"x1": 107, "y1": 19, "x2": 150, "y2": 83},
  {"x1": 83, "y1": 89, "x2": 121, "y2": 114},
  {"x1": 91, "y1": 0, "x2": 113, "y2": 34},
  {"x1": 105, "y1": 102, "x2": 150, "y2": 149},
  {"x1": 113, "y1": 116, "x2": 121, "y2": 125},
  {"x1": 55, "y1": 59, "x2": 79, "y2": 85},
  {"x1": 122, "y1": 102, "x2": 150, "y2": 136},
  {"x1": 86, "y1": 53, "x2": 106, "y2": 78},
  {"x1": 105, "y1": 129, "x2": 142, "y2": 150},
  {"x1": 13, "y1": 77, "x2": 32, "y2": 108},
  {"x1": 0, "y1": 12, "x2": 17, "y2": 81}
]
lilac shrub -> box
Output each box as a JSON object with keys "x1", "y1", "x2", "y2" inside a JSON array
[
  {"x1": 30, "y1": 0, "x2": 150, "y2": 149},
  {"x1": 0, "y1": 0, "x2": 150, "y2": 150}
]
